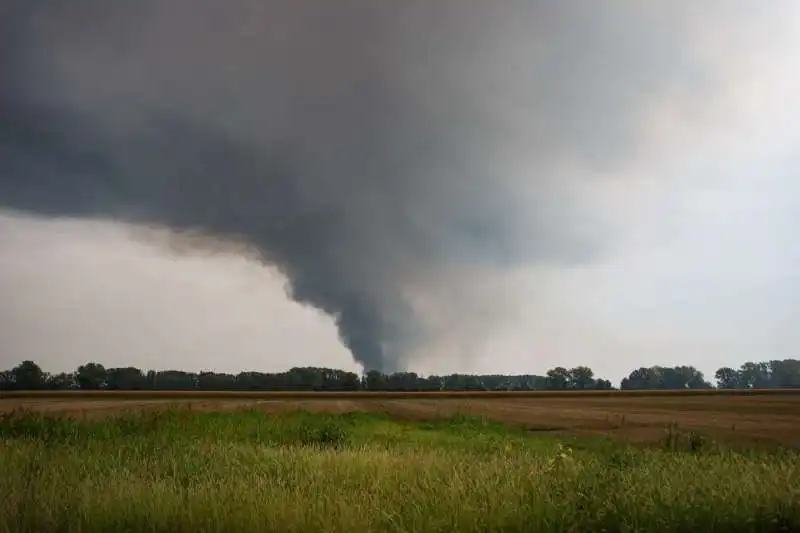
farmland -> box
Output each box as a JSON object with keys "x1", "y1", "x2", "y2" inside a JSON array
[
  {"x1": 2, "y1": 391, "x2": 800, "y2": 532},
  {"x1": 3, "y1": 389, "x2": 800, "y2": 447}
]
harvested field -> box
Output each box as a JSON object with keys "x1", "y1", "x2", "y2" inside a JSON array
[
  {"x1": 4, "y1": 388, "x2": 799, "y2": 399},
  {"x1": 3, "y1": 390, "x2": 799, "y2": 448}
]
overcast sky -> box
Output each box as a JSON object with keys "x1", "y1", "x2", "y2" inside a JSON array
[{"x1": 1, "y1": 2, "x2": 799, "y2": 383}]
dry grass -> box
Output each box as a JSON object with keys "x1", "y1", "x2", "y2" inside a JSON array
[{"x1": 3, "y1": 390, "x2": 799, "y2": 448}]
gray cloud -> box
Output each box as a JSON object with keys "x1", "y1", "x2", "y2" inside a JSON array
[{"x1": 1, "y1": 1, "x2": 796, "y2": 372}]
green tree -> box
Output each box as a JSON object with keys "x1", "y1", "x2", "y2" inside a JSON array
[
  {"x1": 197, "y1": 371, "x2": 236, "y2": 390},
  {"x1": 714, "y1": 367, "x2": 741, "y2": 389},
  {"x1": 593, "y1": 378, "x2": 613, "y2": 390},
  {"x1": 339, "y1": 370, "x2": 361, "y2": 391},
  {"x1": 621, "y1": 367, "x2": 662, "y2": 389},
  {"x1": 684, "y1": 367, "x2": 713, "y2": 389},
  {"x1": 11, "y1": 360, "x2": 45, "y2": 390},
  {"x1": 424, "y1": 375, "x2": 444, "y2": 390},
  {"x1": 0, "y1": 370, "x2": 14, "y2": 390},
  {"x1": 364, "y1": 370, "x2": 386, "y2": 390},
  {"x1": 568, "y1": 366, "x2": 595, "y2": 389},
  {"x1": 105, "y1": 367, "x2": 147, "y2": 390},
  {"x1": 666, "y1": 366, "x2": 711, "y2": 389},
  {"x1": 545, "y1": 367, "x2": 571, "y2": 390},
  {"x1": 47, "y1": 372, "x2": 76, "y2": 389},
  {"x1": 739, "y1": 362, "x2": 771, "y2": 388},
  {"x1": 77, "y1": 362, "x2": 107, "y2": 389},
  {"x1": 153, "y1": 370, "x2": 196, "y2": 390},
  {"x1": 767, "y1": 359, "x2": 800, "y2": 388}
]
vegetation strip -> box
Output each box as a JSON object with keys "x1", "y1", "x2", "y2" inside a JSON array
[
  {"x1": 4, "y1": 358, "x2": 800, "y2": 393},
  {"x1": 4, "y1": 388, "x2": 800, "y2": 400}
]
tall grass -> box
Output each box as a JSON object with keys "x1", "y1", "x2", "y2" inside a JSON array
[{"x1": 0, "y1": 408, "x2": 798, "y2": 533}]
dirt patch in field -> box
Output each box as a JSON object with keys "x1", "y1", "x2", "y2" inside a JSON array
[
  {"x1": 368, "y1": 396, "x2": 800, "y2": 448},
  {"x1": 2, "y1": 393, "x2": 799, "y2": 447}
]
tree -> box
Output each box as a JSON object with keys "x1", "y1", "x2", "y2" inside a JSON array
[
  {"x1": 47, "y1": 372, "x2": 77, "y2": 389},
  {"x1": 713, "y1": 360, "x2": 800, "y2": 389},
  {"x1": 667, "y1": 366, "x2": 711, "y2": 389},
  {"x1": 659, "y1": 367, "x2": 683, "y2": 389},
  {"x1": 77, "y1": 362, "x2": 107, "y2": 389},
  {"x1": 593, "y1": 378, "x2": 613, "y2": 390},
  {"x1": 0, "y1": 360, "x2": 618, "y2": 393},
  {"x1": 620, "y1": 367, "x2": 657, "y2": 390},
  {"x1": 623, "y1": 367, "x2": 646, "y2": 389},
  {"x1": 11, "y1": 360, "x2": 45, "y2": 390},
  {"x1": 441, "y1": 374, "x2": 484, "y2": 390},
  {"x1": 197, "y1": 371, "x2": 236, "y2": 390},
  {"x1": 339, "y1": 370, "x2": 361, "y2": 391},
  {"x1": 715, "y1": 367, "x2": 741, "y2": 389},
  {"x1": 568, "y1": 366, "x2": 595, "y2": 389},
  {"x1": 739, "y1": 362, "x2": 771, "y2": 388},
  {"x1": 545, "y1": 367, "x2": 571, "y2": 390},
  {"x1": 285, "y1": 367, "x2": 325, "y2": 390},
  {"x1": 685, "y1": 367, "x2": 713, "y2": 389},
  {"x1": 767, "y1": 359, "x2": 800, "y2": 388},
  {"x1": 0, "y1": 370, "x2": 14, "y2": 390},
  {"x1": 620, "y1": 366, "x2": 710, "y2": 390},
  {"x1": 364, "y1": 370, "x2": 387, "y2": 391},
  {"x1": 152, "y1": 370, "x2": 196, "y2": 390},
  {"x1": 105, "y1": 367, "x2": 147, "y2": 390},
  {"x1": 425, "y1": 375, "x2": 445, "y2": 390}
]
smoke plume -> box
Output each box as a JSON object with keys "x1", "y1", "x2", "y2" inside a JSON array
[{"x1": 0, "y1": 1, "x2": 757, "y2": 371}]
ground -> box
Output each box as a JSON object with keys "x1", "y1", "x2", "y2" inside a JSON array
[
  {"x1": 1, "y1": 392, "x2": 799, "y2": 532},
  {"x1": 3, "y1": 391, "x2": 799, "y2": 447}
]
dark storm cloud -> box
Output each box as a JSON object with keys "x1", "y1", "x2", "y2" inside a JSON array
[{"x1": 0, "y1": 1, "x2": 715, "y2": 370}]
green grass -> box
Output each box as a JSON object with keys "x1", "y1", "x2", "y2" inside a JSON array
[{"x1": 0, "y1": 408, "x2": 798, "y2": 533}]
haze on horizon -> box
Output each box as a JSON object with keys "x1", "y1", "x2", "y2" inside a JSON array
[{"x1": 1, "y1": 1, "x2": 798, "y2": 382}]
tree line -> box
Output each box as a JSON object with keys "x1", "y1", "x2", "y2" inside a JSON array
[
  {"x1": 617, "y1": 360, "x2": 800, "y2": 389},
  {"x1": 1, "y1": 359, "x2": 798, "y2": 392},
  {"x1": 1, "y1": 361, "x2": 611, "y2": 391}
]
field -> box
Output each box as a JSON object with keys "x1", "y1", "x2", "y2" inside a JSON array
[{"x1": 2, "y1": 391, "x2": 800, "y2": 532}]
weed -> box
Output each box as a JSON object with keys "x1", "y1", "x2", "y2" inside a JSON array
[{"x1": 661, "y1": 422, "x2": 715, "y2": 453}]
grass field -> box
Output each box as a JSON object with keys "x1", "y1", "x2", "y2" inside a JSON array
[{"x1": 2, "y1": 392, "x2": 800, "y2": 532}]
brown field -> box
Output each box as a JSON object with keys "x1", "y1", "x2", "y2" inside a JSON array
[
  {"x1": 3, "y1": 389, "x2": 800, "y2": 448},
  {"x1": 4, "y1": 388, "x2": 800, "y2": 400}
]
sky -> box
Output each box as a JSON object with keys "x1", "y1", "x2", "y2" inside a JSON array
[{"x1": 1, "y1": 1, "x2": 799, "y2": 383}]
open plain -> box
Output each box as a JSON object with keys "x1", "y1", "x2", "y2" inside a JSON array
[
  {"x1": 2, "y1": 391, "x2": 800, "y2": 532},
  {"x1": 3, "y1": 389, "x2": 799, "y2": 448}
]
